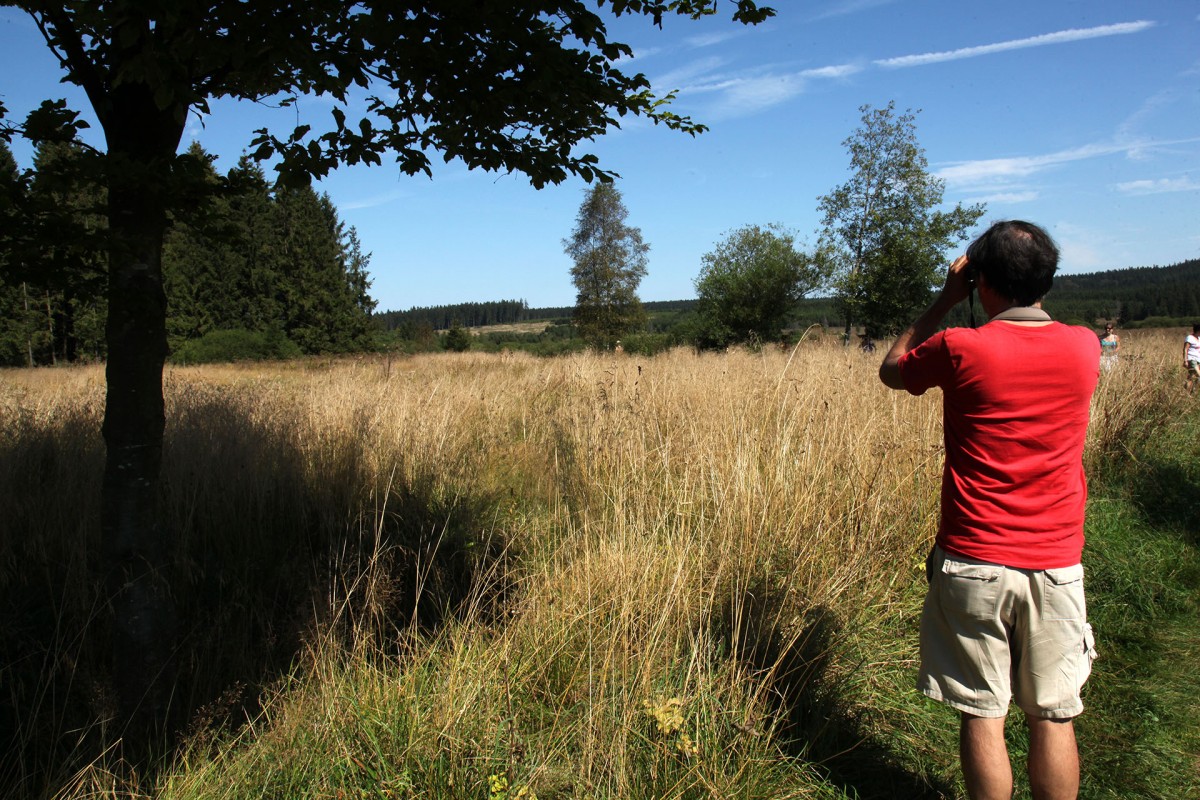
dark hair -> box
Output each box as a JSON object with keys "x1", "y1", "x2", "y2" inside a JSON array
[
  {"x1": 1194, "y1": 322, "x2": 1200, "y2": 335},
  {"x1": 966, "y1": 220, "x2": 1058, "y2": 306}
]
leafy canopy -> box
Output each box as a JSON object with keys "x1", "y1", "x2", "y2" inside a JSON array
[{"x1": 3, "y1": 1, "x2": 773, "y2": 188}]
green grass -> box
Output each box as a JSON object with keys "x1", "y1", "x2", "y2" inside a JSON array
[{"x1": 1074, "y1": 404, "x2": 1200, "y2": 800}]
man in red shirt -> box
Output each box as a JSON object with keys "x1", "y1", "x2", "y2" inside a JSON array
[{"x1": 879, "y1": 221, "x2": 1099, "y2": 800}]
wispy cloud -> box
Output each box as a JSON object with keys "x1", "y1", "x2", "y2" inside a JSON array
[
  {"x1": 1116, "y1": 176, "x2": 1200, "y2": 195},
  {"x1": 875, "y1": 21, "x2": 1155, "y2": 69},
  {"x1": 673, "y1": 62, "x2": 864, "y2": 117},
  {"x1": 653, "y1": 56, "x2": 731, "y2": 92},
  {"x1": 666, "y1": 20, "x2": 1156, "y2": 119},
  {"x1": 965, "y1": 190, "x2": 1040, "y2": 205},
  {"x1": 800, "y1": 63, "x2": 863, "y2": 80},
  {"x1": 810, "y1": 0, "x2": 897, "y2": 22},
  {"x1": 1054, "y1": 222, "x2": 1112, "y2": 272},
  {"x1": 618, "y1": 45, "x2": 663, "y2": 65},
  {"x1": 703, "y1": 74, "x2": 809, "y2": 116},
  {"x1": 939, "y1": 137, "x2": 1200, "y2": 187},
  {"x1": 685, "y1": 30, "x2": 745, "y2": 49},
  {"x1": 341, "y1": 189, "x2": 410, "y2": 210}
]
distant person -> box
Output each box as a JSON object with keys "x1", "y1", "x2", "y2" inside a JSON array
[
  {"x1": 1099, "y1": 322, "x2": 1120, "y2": 370},
  {"x1": 1185, "y1": 323, "x2": 1200, "y2": 392},
  {"x1": 879, "y1": 220, "x2": 1099, "y2": 800},
  {"x1": 613, "y1": 340, "x2": 624, "y2": 355}
]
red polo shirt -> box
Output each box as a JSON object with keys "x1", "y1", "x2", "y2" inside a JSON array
[{"x1": 898, "y1": 321, "x2": 1100, "y2": 569}]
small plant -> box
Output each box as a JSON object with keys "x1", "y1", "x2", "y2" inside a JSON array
[
  {"x1": 643, "y1": 695, "x2": 696, "y2": 757},
  {"x1": 488, "y1": 773, "x2": 536, "y2": 800}
]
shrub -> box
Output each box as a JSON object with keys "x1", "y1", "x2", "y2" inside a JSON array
[
  {"x1": 170, "y1": 328, "x2": 303, "y2": 364},
  {"x1": 443, "y1": 323, "x2": 472, "y2": 352}
]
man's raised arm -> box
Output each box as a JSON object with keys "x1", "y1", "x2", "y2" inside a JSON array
[{"x1": 878, "y1": 255, "x2": 972, "y2": 390}]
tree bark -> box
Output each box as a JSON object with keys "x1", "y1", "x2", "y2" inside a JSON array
[{"x1": 100, "y1": 82, "x2": 184, "y2": 739}]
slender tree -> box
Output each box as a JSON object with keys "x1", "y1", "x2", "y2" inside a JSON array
[
  {"x1": 693, "y1": 223, "x2": 825, "y2": 348},
  {"x1": 565, "y1": 182, "x2": 649, "y2": 349},
  {"x1": 0, "y1": 0, "x2": 774, "y2": 736},
  {"x1": 817, "y1": 102, "x2": 985, "y2": 339}
]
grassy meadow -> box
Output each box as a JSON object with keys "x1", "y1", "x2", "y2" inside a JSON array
[{"x1": 1, "y1": 331, "x2": 1197, "y2": 799}]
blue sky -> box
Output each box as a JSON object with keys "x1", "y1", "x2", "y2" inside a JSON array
[{"x1": 1, "y1": 1, "x2": 1197, "y2": 313}]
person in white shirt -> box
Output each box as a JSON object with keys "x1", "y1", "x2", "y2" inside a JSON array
[{"x1": 1185, "y1": 323, "x2": 1200, "y2": 392}]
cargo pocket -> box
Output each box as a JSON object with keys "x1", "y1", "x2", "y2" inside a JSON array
[
  {"x1": 1042, "y1": 564, "x2": 1085, "y2": 621},
  {"x1": 1079, "y1": 622, "x2": 1097, "y2": 686},
  {"x1": 940, "y1": 557, "x2": 1002, "y2": 620}
]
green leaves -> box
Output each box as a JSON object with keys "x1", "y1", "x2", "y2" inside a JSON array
[
  {"x1": 21, "y1": 100, "x2": 91, "y2": 145},
  {"x1": 817, "y1": 102, "x2": 986, "y2": 337}
]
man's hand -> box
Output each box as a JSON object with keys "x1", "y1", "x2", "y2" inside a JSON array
[
  {"x1": 942, "y1": 255, "x2": 973, "y2": 306},
  {"x1": 878, "y1": 255, "x2": 971, "y2": 390}
]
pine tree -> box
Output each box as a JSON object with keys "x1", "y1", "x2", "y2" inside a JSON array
[
  {"x1": 0, "y1": 140, "x2": 36, "y2": 366},
  {"x1": 20, "y1": 141, "x2": 107, "y2": 363}
]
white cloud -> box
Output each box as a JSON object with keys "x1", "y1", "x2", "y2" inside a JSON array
[
  {"x1": 619, "y1": 45, "x2": 663, "y2": 65},
  {"x1": 666, "y1": 19, "x2": 1156, "y2": 120},
  {"x1": 964, "y1": 190, "x2": 1040, "y2": 205},
  {"x1": 1053, "y1": 222, "x2": 1111, "y2": 272},
  {"x1": 938, "y1": 138, "x2": 1200, "y2": 188},
  {"x1": 799, "y1": 63, "x2": 863, "y2": 80},
  {"x1": 875, "y1": 21, "x2": 1155, "y2": 69},
  {"x1": 685, "y1": 30, "x2": 744, "y2": 49},
  {"x1": 652, "y1": 56, "x2": 729, "y2": 92},
  {"x1": 706, "y1": 74, "x2": 809, "y2": 116},
  {"x1": 1116, "y1": 176, "x2": 1200, "y2": 195},
  {"x1": 937, "y1": 142, "x2": 1130, "y2": 186},
  {"x1": 673, "y1": 61, "x2": 862, "y2": 118},
  {"x1": 340, "y1": 189, "x2": 411, "y2": 210},
  {"x1": 810, "y1": 0, "x2": 897, "y2": 22}
]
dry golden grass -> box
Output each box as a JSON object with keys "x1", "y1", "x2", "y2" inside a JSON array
[{"x1": 1, "y1": 329, "x2": 1191, "y2": 798}]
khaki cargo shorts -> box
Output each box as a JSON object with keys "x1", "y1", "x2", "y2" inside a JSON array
[{"x1": 918, "y1": 546, "x2": 1097, "y2": 719}]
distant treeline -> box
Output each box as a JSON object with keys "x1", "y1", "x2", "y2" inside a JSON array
[
  {"x1": 376, "y1": 298, "x2": 698, "y2": 331},
  {"x1": 375, "y1": 261, "x2": 1199, "y2": 338}
]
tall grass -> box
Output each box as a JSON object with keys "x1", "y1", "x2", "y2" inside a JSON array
[{"x1": 0, "y1": 330, "x2": 1193, "y2": 798}]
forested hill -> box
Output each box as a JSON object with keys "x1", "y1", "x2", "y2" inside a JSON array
[
  {"x1": 1045, "y1": 258, "x2": 1200, "y2": 324},
  {"x1": 376, "y1": 299, "x2": 696, "y2": 331}
]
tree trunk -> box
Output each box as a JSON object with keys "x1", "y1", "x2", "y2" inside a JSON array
[
  {"x1": 22, "y1": 281, "x2": 34, "y2": 367},
  {"x1": 100, "y1": 84, "x2": 184, "y2": 740},
  {"x1": 44, "y1": 291, "x2": 56, "y2": 365}
]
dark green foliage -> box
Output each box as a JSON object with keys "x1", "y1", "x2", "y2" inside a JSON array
[
  {"x1": 162, "y1": 148, "x2": 376, "y2": 355},
  {"x1": 1043, "y1": 259, "x2": 1200, "y2": 326},
  {"x1": 377, "y1": 299, "x2": 537, "y2": 331},
  {"x1": 0, "y1": 141, "x2": 107, "y2": 365},
  {"x1": 443, "y1": 323, "x2": 472, "y2": 352},
  {"x1": 169, "y1": 328, "x2": 303, "y2": 364},
  {"x1": 0, "y1": 141, "x2": 377, "y2": 363}
]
